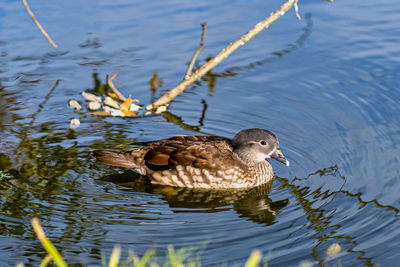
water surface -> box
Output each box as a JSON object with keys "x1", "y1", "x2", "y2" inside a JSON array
[{"x1": 1, "y1": 0, "x2": 400, "y2": 266}]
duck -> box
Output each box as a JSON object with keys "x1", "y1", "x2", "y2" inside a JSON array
[{"x1": 92, "y1": 128, "x2": 289, "y2": 189}]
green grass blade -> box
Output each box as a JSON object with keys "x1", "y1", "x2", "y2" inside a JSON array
[
  {"x1": 136, "y1": 249, "x2": 156, "y2": 267},
  {"x1": 39, "y1": 254, "x2": 52, "y2": 267},
  {"x1": 108, "y1": 245, "x2": 121, "y2": 267},
  {"x1": 262, "y1": 250, "x2": 272, "y2": 267},
  {"x1": 244, "y1": 250, "x2": 262, "y2": 267}
]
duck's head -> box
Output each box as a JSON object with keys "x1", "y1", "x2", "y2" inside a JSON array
[{"x1": 231, "y1": 128, "x2": 290, "y2": 166}]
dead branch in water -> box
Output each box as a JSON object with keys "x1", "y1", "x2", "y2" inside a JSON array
[
  {"x1": 184, "y1": 22, "x2": 207, "y2": 80},
  {"x1": 146, "y1": 0, "x2": 301, "y2": 111},
  {"x1": 22, "y1": 0, "x2": 58, "y2": 50},
  {"x1": 106, "y1": 72, "x2": 127, "y2": 102}
]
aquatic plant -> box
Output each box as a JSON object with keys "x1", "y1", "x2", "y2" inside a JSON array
[{"x1": 17, "y1": 218, "x2": 266, "y2": 267}]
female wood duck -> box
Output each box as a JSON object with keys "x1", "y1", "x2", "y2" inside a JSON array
[{"x1": 92, "y1": 128, "x2": 289, "y2": 189}]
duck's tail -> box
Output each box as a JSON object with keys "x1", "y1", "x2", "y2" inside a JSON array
[{"x1": 91, "y1": 150, "x2": 138, "y2": 169}]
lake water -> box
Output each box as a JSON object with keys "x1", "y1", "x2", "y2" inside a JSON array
[{"x1": 1, "y1": 0, "x2": 400, "y2": 266}]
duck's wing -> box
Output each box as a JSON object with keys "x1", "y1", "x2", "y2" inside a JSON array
[{"x1": 143, "y1": 135, "x2": 235, "y2": 171}]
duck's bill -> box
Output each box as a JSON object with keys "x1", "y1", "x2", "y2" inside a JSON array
[{"x1": 270, "y1": 149, "x2": 290, "y2": 167}]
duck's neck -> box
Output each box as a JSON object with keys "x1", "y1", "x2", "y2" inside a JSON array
[{"x1": 233, "y1": 148, "x2": 264, "y2": 166}]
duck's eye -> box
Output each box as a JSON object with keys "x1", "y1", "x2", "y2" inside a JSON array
[{"x1": 259, "y1": 140, "x2": 267, "y2": 146}]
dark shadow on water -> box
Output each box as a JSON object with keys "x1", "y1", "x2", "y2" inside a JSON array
[{"x1": 100, "y1": 170, "x2": 289, "y2": 226}]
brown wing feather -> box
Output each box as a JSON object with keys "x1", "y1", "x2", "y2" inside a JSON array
[
  {"x1": 144, "y1": 146, "x2": 175, "y2": 166},
  {"x1": 168, "y1": 140, "x2": 236, "y2": 170},
  {"x1": 142, "y1": 135, "x2": 234, "y2": 171}
]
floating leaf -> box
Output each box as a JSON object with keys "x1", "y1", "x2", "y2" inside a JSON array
[
  {"x1": 88, "y1": 101, "x2": 101, "y2": 110},
  {"x1": 120, "y1": 95, "x2": 132, "y2": 110},
  {"x1": 70, "y1": 118, "x2": 80, "y2": 129},
  {"x1": 107, "y1": 92, "x2": 118, "y2": 99},
  {"x1": 326, "y1": 243, "x2": 341, "y2": 258},
  {"x1": 110, "y1": 109, "x2": 125, "y2": 117},
  {"x1": 103, "y1": 106, "x2": 125, "y2": 117},
  {"x1": 82, "y1": 91, "x2": 101, "y2": 103},
  {"x1": 103, "y1": 106, "x2": 114, "y2": 114},
  {"x1": 91, "y1": 111, "x2": 109, "y2": 116},
  {"x1": 129, "y1": 103, "x2": 141, "y2": 112},
  {"x1": 69, "y1": 99, "x2": 82, "y2": 110},
  {"x1": 122, "y1": 110, "x2": 137, "y2": 117},
  {"x1": 104, "y1": 96, "x2": 120, "y2": 109}
]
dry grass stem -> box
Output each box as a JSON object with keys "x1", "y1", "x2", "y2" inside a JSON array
[
  {"x1": 107, "y1": 72, "x2": 127, "y2": 101},
  {"x1": 31, "y1": 218, "x2": 68, "y2": 267},
  {"x1": 185, "y1": 22, "x2": 208, "y2": 80},
  {"x1": 31, "y1": 217, "x2": 46, "y2": 241},
  {"x1": 147, "y1": 0, "x2": 299, "y2": 110},
  {"x1": 22, "y1": 0, "x2": 58, "y2": 50}
]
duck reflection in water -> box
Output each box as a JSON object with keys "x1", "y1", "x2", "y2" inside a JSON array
[{"x1": 100, "y1": 171, "x2": 289, "y2": 226}]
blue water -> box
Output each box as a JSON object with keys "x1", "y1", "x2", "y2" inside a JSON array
[{"x1": 1, "y1": 0, "x2": 400, "y2": 265}]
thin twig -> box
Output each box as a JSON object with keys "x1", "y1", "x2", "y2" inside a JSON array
[
  {"x1": 29, "y1": 80, "x2": 59, "y2": 127},
  {"x1": 294, "y1": 0, "x2": 302, "y2": 20},
  {"x1": 106, "y1": 72, "x2": 127, "y2": 101},
  {"x1": 22, "y1": 0, "x2": 58, "y2": 50},
  {"x1": 147, "y1": 0, "x2": 298, "y2": 110},
  {"x1": 184, "y1": 22, "x2": 207, "y2": 80}
]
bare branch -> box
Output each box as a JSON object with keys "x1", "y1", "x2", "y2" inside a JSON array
[
  {"x1": 184, "y1": 22, "x2": 207, "y2": 80},
  {"x1": 147, "y1": 0, "x2": 298, "y2": 110},
  {"x1": 22, "y1": 0, "x2": 58, "y2": 50},
  {"x1": 106, "y1": 72, "x2": 127, "y2": 101}
]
